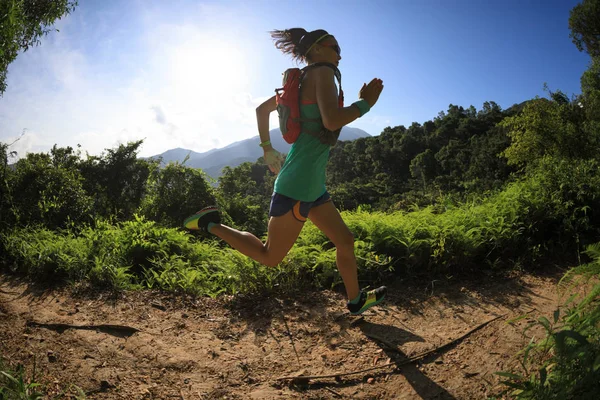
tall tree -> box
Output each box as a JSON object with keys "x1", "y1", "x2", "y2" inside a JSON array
[
  {"x1": 569, "y1": 0, "x2": 600, "y2": 57},
  {"x1": 0, "y1": 0, "x2": 77, "y2": 95}
]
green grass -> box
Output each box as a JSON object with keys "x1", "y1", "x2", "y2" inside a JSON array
[
  {"x1": 0, "y1": 356, "x2": 43, "y2": 400},
  {"x1": 496, "y1": 243, "x2": 600, "y2": 399}
]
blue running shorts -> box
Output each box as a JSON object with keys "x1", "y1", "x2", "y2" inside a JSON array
[{"x1": 269, "y1": 191, "x2": 332, "y2": 222}]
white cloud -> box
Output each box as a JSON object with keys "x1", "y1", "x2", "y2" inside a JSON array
[{"x1": 0, "y1": 2, "x2": 268, "y2": 159}]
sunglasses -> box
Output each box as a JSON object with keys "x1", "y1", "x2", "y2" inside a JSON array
[{"x1": 320, "y1": 43, "x2": 341, "y2": 56}]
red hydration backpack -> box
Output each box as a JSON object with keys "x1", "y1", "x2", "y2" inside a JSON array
[{"x1": 275, "y1": 62, "x2": 344, "y2": 144}]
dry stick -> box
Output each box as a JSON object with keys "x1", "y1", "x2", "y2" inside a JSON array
[
  {"x1": 324, "y1": 387, "x2": 343, "y2": 398},
  {"x1": 276, "y1": 314, "x2": 505, "y2": 382}
]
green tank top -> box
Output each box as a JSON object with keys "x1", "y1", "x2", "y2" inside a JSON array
[{"x1": 274, "y1": 103, "x2": 330, "y2": 201}]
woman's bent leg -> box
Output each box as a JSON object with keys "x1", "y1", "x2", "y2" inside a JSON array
[{"x1": 211, "y1": 211, "x2": 304, "y2": 267}]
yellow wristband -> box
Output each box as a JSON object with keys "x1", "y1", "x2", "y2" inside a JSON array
[{"x1": 259, "y1": 140, "x2": 271, "y2": 147}]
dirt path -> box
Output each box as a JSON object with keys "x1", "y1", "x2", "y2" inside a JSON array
[{"x1": 0, "y1": 270, "x2": 564, "y2": 399}]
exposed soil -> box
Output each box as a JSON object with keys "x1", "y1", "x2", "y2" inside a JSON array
[{"x1": 0, "y1": 269, "x2": 568, "y2": 399}]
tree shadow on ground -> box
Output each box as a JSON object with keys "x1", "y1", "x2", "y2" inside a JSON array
[
  {"x1": 383, "y1": 267, "x2": 564, "y2": 321},
  {"x1": 293, "y1": 321, "x2": 456, "y2": 399}
]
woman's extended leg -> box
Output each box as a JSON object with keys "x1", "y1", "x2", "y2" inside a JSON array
[
  {"x1": 307, "y1": 200, "x2": 359, "y2": 300},
  {"x1": 210, "y1": 211, "x2": 304, "y2": 268},
  {"x1": 308, "y1": 200, "x2": 387, "y2": 314}
]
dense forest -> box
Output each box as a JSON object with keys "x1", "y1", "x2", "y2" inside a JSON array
[{"x1": 1, "y1": 0, "x2": 600, "y2": 398}]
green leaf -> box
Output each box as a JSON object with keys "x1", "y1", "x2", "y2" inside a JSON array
[
  {"x1": 507, "y1": 314, "x2": 529, "y2": 325},
  {"x1": 539, "y1": 367, "x2": 547, "y2": 386},
  {"x1": 538, "y1": 316, "x2": 551, "y2": 332},
  {"x1": 593, "y1": 355, "x2": 600, "y2": 372},
  {"x1": 0, "y1": 371, "x2": 19, "y2": 385},
  {"x1": 495, "y1": 372, "x2": 524, "y2": 380},
  {"x1": 553, "y1": 309, "x2": 560, "y2": 324},
  {"x1": 554, "y1": 329, "x2": 590, "y2": 354},
  {"x1": 521, "y1": 343, "x2": 534, "y2": 365}
]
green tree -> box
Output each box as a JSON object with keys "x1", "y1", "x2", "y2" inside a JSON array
[
  {"x1": 500, "y1": 96, "x2": 590, "y2": 168},
  {"x1": 569, "y1": 0, "x2": 600, "y2": 57},
  {"x1": 79, "y1": 141, "x2": 153, "y2": 221},
  {"x1": 581, "y1": 57, "x2": 600, "y2": 95},
  {"x1": 580, "y1": 57, "x2": 600, "y2": 127},
  {"x1": 218, "y1": 161, "x2": 273, "y2": 233},
  {"x1": 410, "y1": 149, "x2": 437, "y2": 188},
  {"x1": 140, "y1": 162, "x2": 218, "y2": 228},
  {"x1": 0, "y1": 141, "x2": 17, "y2": 229},
  {"x1": 0, "y1": 0, "x2": 77, "y2": 94},
  {"x1": 8, "y1": 146, "x2": 93, "y2": 229}
]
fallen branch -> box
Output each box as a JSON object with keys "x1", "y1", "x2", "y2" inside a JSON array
[
  {"x1": 26, "y1": 321, "x2": 140, "y2": 337},
  {"x1": 276, "y1": 314, "x2": 505, "y2": 382}
]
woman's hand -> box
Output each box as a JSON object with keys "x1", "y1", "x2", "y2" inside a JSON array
[
  {"x1": 359, "y1": 78, "x2": 384, "y2": 108},
  {"x1": 264, "y1": 148, "x2": 284, "y2": 175}
]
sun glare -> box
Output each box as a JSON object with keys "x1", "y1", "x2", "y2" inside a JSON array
[{"x1": 169, "y1": 38, "x2": 247, "y2": 100}]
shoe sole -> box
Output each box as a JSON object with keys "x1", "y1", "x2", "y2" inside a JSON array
[
  {"x1": 183, "y1": 206, "x2": 218, "y2": 230},
  {"x1": 349, "y1": 294, "x2": 386, "y2": 315}
]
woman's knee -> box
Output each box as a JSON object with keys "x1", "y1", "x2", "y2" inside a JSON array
[{"x1": 261, "y1": 248, "x2": 286, "y2": 268}]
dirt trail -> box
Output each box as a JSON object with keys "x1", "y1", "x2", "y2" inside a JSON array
[{"x1": 0, "y1": 271, "x2": 564, "y2": 399}]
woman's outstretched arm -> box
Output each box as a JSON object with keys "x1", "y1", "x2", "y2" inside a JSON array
[
  {"x1": 256, "y1": 95, "x2": 277, "y2": 148},
  {"x1": 315, "y1": 67, "x2": 383, "y2": 131}
]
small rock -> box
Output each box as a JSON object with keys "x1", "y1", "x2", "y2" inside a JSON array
[
  {"x1": 47, "y1": 350, "x2": 57, "y2": 362},
  {"x1": 367, "y1": 377, "x2": 375, "y2": 384}
]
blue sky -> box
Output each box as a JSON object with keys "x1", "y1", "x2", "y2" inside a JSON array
[{"x1": 0, "y1": 0, "x2": 589, "y2": 158}]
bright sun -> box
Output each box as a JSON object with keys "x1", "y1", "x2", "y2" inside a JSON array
[{"x1": 169, "y1": 38, "x2": 247, "y2": 99}]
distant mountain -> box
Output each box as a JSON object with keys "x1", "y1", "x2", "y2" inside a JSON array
[{"x1": 150, "y1": 126, "x2": 371, "y2": 178}]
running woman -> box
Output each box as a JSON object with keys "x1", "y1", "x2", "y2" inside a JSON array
[{"x1": 185, "y1": 28, "x2": 386, "y2": 315}]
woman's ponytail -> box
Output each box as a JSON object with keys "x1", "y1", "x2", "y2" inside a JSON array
[{"x1": 270, "y1": 28, "x2": 331, "y2": 63}]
